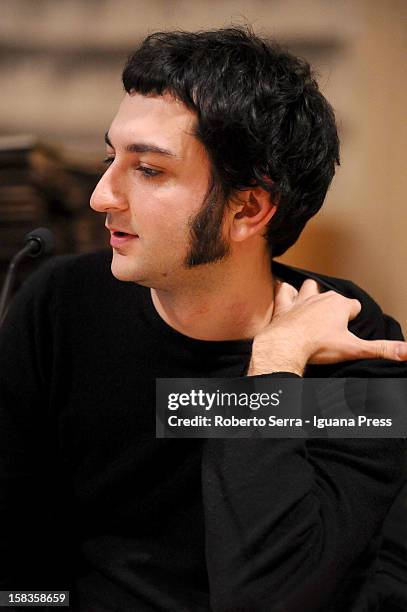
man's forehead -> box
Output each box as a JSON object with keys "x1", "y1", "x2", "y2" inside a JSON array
[{"x1": 107, "y1": 92, "x2": 198, "y2": 154}]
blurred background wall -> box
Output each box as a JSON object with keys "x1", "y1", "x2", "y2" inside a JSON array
[{"x1": 0, "y1": 0, "x2": 406, "y2": 334}]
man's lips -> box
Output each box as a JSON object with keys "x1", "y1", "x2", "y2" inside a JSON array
[{"x1": 107, "y1": 227, "x2": 139, "y2": 248}]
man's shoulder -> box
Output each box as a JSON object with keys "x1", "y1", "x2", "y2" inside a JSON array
[
  {"x1": 35, "y1": 249, "x2": 113, "y2": 285},
  {"x1": 273, "y1": 259, "x2": 375, "y2": 303},
  {"x1": 9, "y1": 249, "x2": 145, "y2": 320},
  {"x1": 20, "y1": 249, "x2": 133, "y2": 296},
  {"x1": 272, "y1": 260, "x2": 406, "y2": 377},
  {"x1": 273, "y1": 260, "x2": 402, "y2": 340}
]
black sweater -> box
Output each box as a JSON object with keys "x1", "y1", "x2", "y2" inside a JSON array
[{"x1": 0, "y1": 250, "x2": 405, "y2": 611}]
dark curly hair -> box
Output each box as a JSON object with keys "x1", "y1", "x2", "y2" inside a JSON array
[{"x1": 122, "y1": 27, "x2": 340, "y2": 258}]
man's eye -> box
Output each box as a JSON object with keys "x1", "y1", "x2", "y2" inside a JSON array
[
  {"x1": 137, "y1": 166, "x2": 162, "y2": 179},
  {"x1": 101, "y1": 159, "x2": 161, "y2": 179}
]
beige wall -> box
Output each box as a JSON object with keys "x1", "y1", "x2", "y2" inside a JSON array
[
  {"x1": 280, "y1": 0, "x2": 407, "y2": 335},
  {"x1": 1, "y1": 0, "x2": 406, "y2": 334}
]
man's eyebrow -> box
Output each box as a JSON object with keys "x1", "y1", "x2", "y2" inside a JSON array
[{"x1": 104, "y1": 132, "x2": 177, "y2": 158}]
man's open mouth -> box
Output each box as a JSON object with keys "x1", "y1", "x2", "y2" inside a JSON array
[
  {"x1": 113, "y1": 231, "x2": 134, "y2": 237},
  {"x1": 110, "y1": 231, "x2": 139, "y2": 246}
]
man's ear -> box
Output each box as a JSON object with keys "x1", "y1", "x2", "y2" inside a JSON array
[{"x1": 229, "y1": 186, "x2": 277, "y2": 242}]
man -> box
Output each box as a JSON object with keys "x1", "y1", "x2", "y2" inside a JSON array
[{"x1": 0, "y1": 27, "x2": 406, "y2": 612}]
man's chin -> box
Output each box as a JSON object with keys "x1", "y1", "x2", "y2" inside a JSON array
[
  {"x1": 110, "y1": 253, "x2": 155, "y2": 288},
  {"x1": 110, "y1": 252, "x2": 140, "y2": 283},
  {"x1": 110, "y1": 267, "x2": 133, "y2": 282}
]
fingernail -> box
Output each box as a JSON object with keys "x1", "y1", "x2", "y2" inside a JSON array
[{"x1": 396, "y1": 344, "x2": 407, "y2": 359}]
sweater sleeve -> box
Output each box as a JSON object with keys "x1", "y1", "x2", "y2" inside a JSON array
[
  {"x1": 202, "y1": 306, "x2": 407, "y2": 610},
  {"x1": 0, "y1": 258, "x2": 74, "y2": 591}
]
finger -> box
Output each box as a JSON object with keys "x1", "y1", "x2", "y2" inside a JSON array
[
  {"x1": 324, "y1": 291, "x2": 362, "y2": 321},
  {"x1": 273, "y1": 281, "x2": 298, "y2": 315},
  {"x1": 353, "y1": 337, "x2": 407, "y2": 361},
  {"x1": 347, "y1": 298, "x2": 362, "y2": 321},
  {"x1": 298, "y1": 278, "x2": 322, "y2": 300}
]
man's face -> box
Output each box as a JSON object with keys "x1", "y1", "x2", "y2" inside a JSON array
[{"x1": 90, "y1": 92, "x2": 230, "y2": 287}]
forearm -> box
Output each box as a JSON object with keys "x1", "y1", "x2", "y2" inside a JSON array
[{"x1": 203, "y1": 436, "x2": 405, "y2": 611}]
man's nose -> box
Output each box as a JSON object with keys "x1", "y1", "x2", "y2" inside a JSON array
[{"x1": 90, "y1": 167, "x2": 128, "y2": 213}]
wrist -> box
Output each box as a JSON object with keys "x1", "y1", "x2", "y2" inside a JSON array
[
  {"x1": 247, "y1": 360, "x2": 305, "y2": 377},
  {"x1": 248, "y1": 338, "x2": 307, "y2": 377}
]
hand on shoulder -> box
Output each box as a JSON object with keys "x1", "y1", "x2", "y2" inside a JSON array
[{"x1": 248, "y1": 278, "x2": 407, "y2": 376}]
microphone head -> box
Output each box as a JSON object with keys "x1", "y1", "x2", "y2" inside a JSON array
[{"x1": 25, "y1": 227, "x2": 55, "y2": 257}]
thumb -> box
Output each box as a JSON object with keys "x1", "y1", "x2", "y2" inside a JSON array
[{"x1": 355, "y1": 337, "x2": 407, "y2": 361}]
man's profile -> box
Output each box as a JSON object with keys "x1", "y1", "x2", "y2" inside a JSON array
[{"x1": 0, "y1": 27, "x2": 406, "y2": 612}]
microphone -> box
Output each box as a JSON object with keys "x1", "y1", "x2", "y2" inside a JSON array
[
  {"x1": 25, "y1": 227, "x2": 54, "y2": 257},
  {"x1": 0, "y1": 227, "x2": 54, "y2": 326}
]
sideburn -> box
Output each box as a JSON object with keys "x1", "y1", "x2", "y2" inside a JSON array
[{"x1": 184, "y1": 177, "x2": 231, "y2": 267}]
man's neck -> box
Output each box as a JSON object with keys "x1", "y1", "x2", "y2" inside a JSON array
[{"x1": 150, "y1": 249, "x2": 275, "y2": 341}]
